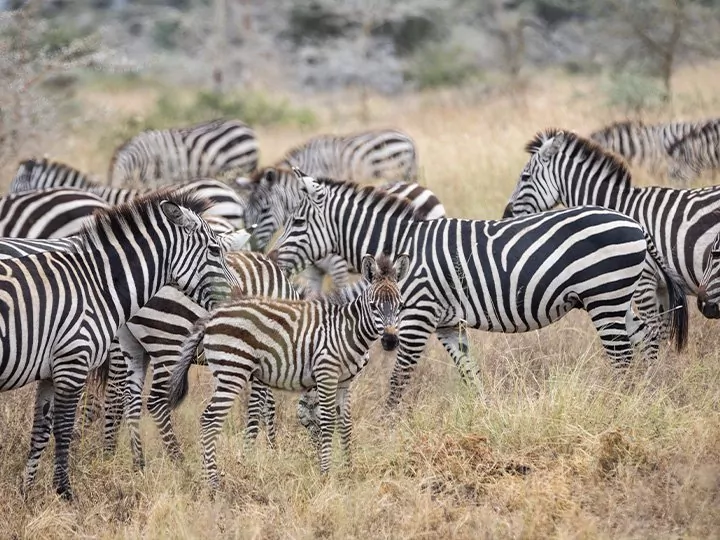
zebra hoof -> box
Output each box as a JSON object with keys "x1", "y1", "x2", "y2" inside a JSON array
[
  {"x1": 132, "y1": 458, "x2": 146, "y2": 471},
  {"x1": 56, "y1": 485, "x2": 74, "y2": 501}
]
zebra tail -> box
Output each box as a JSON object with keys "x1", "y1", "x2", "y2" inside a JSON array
[
  {"x1": 167, "y1": 317, "x2": 208, "y2": 409},
  {"x1": 645, "y1": 232, "x2": 689, "y2": 352}
]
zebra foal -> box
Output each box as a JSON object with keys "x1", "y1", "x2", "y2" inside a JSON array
[
  {"x1": 269, "y1": 172, "x2": 688, "y2": 409},
  {"x1": 0, "y1": 190, "x2": 238, "y2": 499},
  {"x1": 168, "y1": 254, "x2": 409, "y2": 487}
]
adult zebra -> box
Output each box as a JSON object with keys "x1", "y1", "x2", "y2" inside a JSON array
[
  {"x1": 12, "y1": 158, "x2": 246, "y2": 227},
  {"x1": 268, "y1": 172, "x2": 687, "y2": 409},
  {"x1": 668, "y1": 120, "x2": 720, "y2": 184},
  {"x1": 504, "y1": 129, "x2": 720, "y2": 308},
  {"x1": 589, "y1": 120, "x2": 701, "y2": 177},
  {"x1": 237, "y1": 166, "x2": 444, "y2": 289},
  {"x1": 108, "y1": 118, "x2": 258, "y2": 187},
  {"x1": 0, "y1": 190, "x2": 238, "y2": 499},
  {"x1": 168, "y1": 254, "x2": 408, "y2": 486},
  {"x1": 0, "y1": 188, "x2": 108, "y2": 238},
  {"x1": 279, "y1": 129, "x2": 417, "y2": 183}
]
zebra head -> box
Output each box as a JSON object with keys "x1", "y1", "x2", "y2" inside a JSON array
[
  {"x1": 269, "y1": 175, "x2": 333, "y2": 278},
  {"x1": 698, "y1": 233, "x2": 720, "y2": 318},
  {"x1": 504, "y1": 129, "x2": 567, "y2": 218},
  {"x1": 158, "y1": 196, "x2": 240, "y2": 308},
  {"x1": 237, "y1": 167, "x2": 298, "y2": 251},
  {"x1": 361, "y1": 254, "x2": 410, "y2": 351},
  {"x1": 667, "y1": 142, "x2": 696, "y2": 185}
]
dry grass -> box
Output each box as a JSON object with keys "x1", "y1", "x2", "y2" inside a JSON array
[{"x1": 2, "y1": 62, "x2": 720, "y2": 539}]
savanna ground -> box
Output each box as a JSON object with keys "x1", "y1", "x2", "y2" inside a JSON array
[{"x1": 1, "y1": 63, "x2": 720, "y2": 539}]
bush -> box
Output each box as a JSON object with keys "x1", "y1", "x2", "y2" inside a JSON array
[
  {"x1": 152, "y1": 19, "x2": 181, "y2": 50},
  {"x1": 404, "y1": 44, "x2": 481, "y2": 90},
  {"x1": 372, "y1": 12, "x2": 447, "y2": 57},
  {"x1": 604, "y1": 72, "x2": 668, "y2": 115}
]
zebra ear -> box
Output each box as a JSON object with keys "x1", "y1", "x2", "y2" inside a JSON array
[
  {"x1": 298, "y1": 175, "x2": 326, "y2": 203},
  {"x1": 540, "y1": 132, "x2": 566, "y2": 160},
  {"x1": 394, "y1": 254, "x2": 411, "y2": 281},
  {"x1": 361, "y1": 254, "x2": 378, "y2": 283},
  {"x1": 161, "y1": 201, "x2": 201, "y2": 232}
]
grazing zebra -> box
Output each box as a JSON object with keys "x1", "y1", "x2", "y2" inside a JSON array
[
  {"x1": 268, "y1": 172, "x2": 688, "y2": 409},
  {"x1": 167, "y1": 254, "x2": 409, "y2": 487},
  {"x1": 0, "y1": 190, "x2": 238, "y2": 499},
  {"x1": 237, "y1": 166, "x2": 444, "y2": 289},
  {"x1": 697, "y1": 232, "x2": 720, "y2": 318},
  {"x1": 108, "y1": 118, "x2": 259, "y2": 187},
  {"x1": 668, "y1": 120, "x2": 720, "y2": 184},
  {"x1": 589, "y1": 120, "x2": 701, "y2": 176},
  {"x1": 112, "y1": 250, "x2": 319, "y2": 466},
  {"x1": 11, "y1": 158, "x2": 246, "y2": 226},
  {"x1": 0, "y1": 187, "x2": 109, "y2": 238},
  {"x1": 279, "y1": 129, "x2": 417, "y2": 183},
  {"x1": 504, "y1": 129, "x2": 720, "y2": 307}
]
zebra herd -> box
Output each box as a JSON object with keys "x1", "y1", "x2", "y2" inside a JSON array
[{"x1": 1, "y1": 115, "x2": 719, "y2": 499}]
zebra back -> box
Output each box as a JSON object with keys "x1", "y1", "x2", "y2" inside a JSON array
[{"x1": 11, "y1": 158, "x2": 96, "y2": 193}]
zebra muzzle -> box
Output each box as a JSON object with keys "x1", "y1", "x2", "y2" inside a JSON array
[{"x1": 381, "y1": 326, "x2": 399, "y2": 351}]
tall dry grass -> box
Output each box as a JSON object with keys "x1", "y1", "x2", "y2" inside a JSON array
[{"x1": 1, "y1": 62, "x2": 720, "y2": 539}]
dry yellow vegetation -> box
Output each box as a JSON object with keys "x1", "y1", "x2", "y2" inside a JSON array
[{"x1": 1, "y1": 62, "x2": 720, "y2": 539}]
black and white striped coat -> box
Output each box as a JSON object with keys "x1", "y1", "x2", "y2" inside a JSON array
[
  {"x1": 668, "y1": 120, "x2": 720, "y2": 183},
  {"x1": 505, "y1": 129, "x2": 720, "y2": 301},
  {"x1": 0, "y1": 191, "x2": 238, "y2": 499},
  {"x1": 167, "y1": 254, "x2": 409, "y2": 487},
  {"x1": 279, "y1": 129, "x2": 418, "y2": 183},
  {"x1": 269, "y1": 176, "x2": 687, "y2": 409},
  {"x1": 589, "y1": 120, "x2": 701, "y2": 177},
  {"x1": 11, "y1": 158, "x2": 246, "y2": 227},
  {"x1": 238, "y1": 166, "x2": 444, "y2": 289},
  {"x1": 108, "y1": 118, "x2": 258, "y2": 187}
]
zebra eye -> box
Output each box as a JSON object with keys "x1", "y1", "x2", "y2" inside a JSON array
[
  {"x1": 292, "y1": 217, "x2": 306, "y2": 227},
  {"x1": 208, "y1": 244, "x2": 222, "y2": 256},
  {"x1": 712, "y1": 250, "x2": 720, "y2": 259}
]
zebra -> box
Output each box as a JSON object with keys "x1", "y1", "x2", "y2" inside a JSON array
[
  {"x1": 0, "y1": 187, "x2": 109, "y2": 238},
  {"x1": 697, "y1": 232, "x2": 720, "y2": 318},
  {"x1": 108, "y1": 118, "x2": 259, "y2": 187},
  {"x1": 504, "y1": 129, "x2": 720, "y2": 311},
  {"x1": 668, "y1": 120, "x2": 720, "y2": 184},
  {"x1": 589, "y1": 120, "x2": 702, "y2": 177},
  {"x1": 167, "y1": 254, "x2": 409, "y2": 487},
  {"x1": 110, "y1": 250, "x2": 321, "y2": 467},
  {"x1": 0, "y1": 190, "x2": 238, "y2": 499},
  {"x1": 11, "y1": 158, "x2": 246, "y2": 227},
  {"x1": 268, "y1": 172, "x2": 688, "y2": 409},
  {"x1": 236, "y1": 166, "x2": 444, "y2": 289},
  {"x1": 278, "y1": 129, "x2": 418, "y2": 183}
]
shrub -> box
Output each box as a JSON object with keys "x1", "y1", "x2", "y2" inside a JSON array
[
  {"x1": 604, "y1": 71, "x2": 668, "y2": 116},
  {"x1": 404, "y1": 43, "x2": 481, "y2": 90}
]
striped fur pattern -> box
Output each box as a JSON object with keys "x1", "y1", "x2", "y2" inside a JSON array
[
  {"x1": 0, "y1": 191, "x2": 238, "y2": 499},
  {"x1": 0, "y1": 187, "x2": 109, "y2": 238},
  {"x1": 109, "y1": 118, "x2": 258, "y2": 187},
  {"x1": 279, "y1": 129, "x2": 418, "y2": 183},
  {"x1": 117, "y1": 250, "x2": 314, "y2": 465},
  {"x1": 168, "y1": 254, "x2": 409, "y2": 487},
  {"x1": 668, "y1": 119, "x2": 720, "y2": 183},
  {"x1": 698, "y1": 232, "x2": 720, "y2": 318},
  {"x1": 506, "y1": 129, "x2": 720, "y2": 304},
  {"x1": 589, "y1": 120, "x2": 700, "y2": 176},
  {"x1": 11, "y1": 159, "x2": 246, "y2": 226},
  {"x1": 270, "y1": 176, "x2": 688, "y2": 409},
  {"x1": 238, "y1": 167, "x2": 444, "y2": 289}
]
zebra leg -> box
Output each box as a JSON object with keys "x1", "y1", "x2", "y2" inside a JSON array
[
  {"x1": 124, "y1": 352, "x2": 150, "y2": 470},
  {"x1": 336, "y1": 384, "x2": 352, "y2": 466},
  {"x1": 435, "y1": 325, "x2": 482, "y2": 389},
  {"x1": 21, "y1": 380, "x2": 54, "y2": 497},
  {"x1": 201, "y1": 375, "x2": 248, "y2": 489},
  {"x1": 51, "y1": 373, "x2": 86, "y2": 500},
  {"x1": 101, "y1": 340, "x2": 128, "y2": 455},
  {"x1": 315, "y1": 373, "x2": 339, "y2": 474},
  {"x1": 146, "y1": 363, "x2": 184, "y2": 461},
  {"x1": 297, "y1": 388, "x2": 321, "y2": 447},
  {"x1": 244, "y1": 378, "x2": 269, "y2": 447},
  {"x1": 263, "y1": 385, "x2": 277, "y2": 448},
  {"x1": 588, "y1": 303, "x2": 636, "y2": 367},
  {"x1": 626, "y1": 309, "x2": 656, "y2": 363},
  {"x1": 386, "y1": 318, "x2": 436, "y2": 409}
]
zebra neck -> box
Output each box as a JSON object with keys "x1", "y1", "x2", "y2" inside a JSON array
[
  {"x1": 335, "y1": 300, "x2": 379, "y2": 353},
  {"x1": 564, "y1": 170, "x2": 635, "y2": 211}
]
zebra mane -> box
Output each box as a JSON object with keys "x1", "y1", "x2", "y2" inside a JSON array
[
  {"x1": 527, "y1": 129, "x2": 633, "y2": 183},
  {"x1": 81, "y1": 188, "x2": 212, "y2": 243}
]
